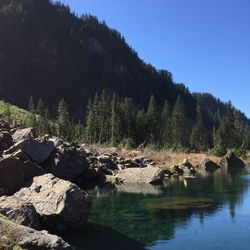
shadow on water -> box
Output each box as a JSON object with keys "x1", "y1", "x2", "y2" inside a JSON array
[
  {"x1": 62, "y1": 223, "x2": 146, "y2": 250},
  {"x1": 67, "y1": 168, "x2": 250, "y2": 249}
]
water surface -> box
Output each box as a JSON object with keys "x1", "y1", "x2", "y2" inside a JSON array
[{"x1": 63, "y1": 169, "x2": 250, "y2": 250}]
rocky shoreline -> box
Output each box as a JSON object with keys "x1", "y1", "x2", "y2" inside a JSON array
[{"x1": 0, "y1": 119, "x2": 246, "y2": 249}]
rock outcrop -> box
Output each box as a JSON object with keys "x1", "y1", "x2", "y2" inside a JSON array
[
  {"x1": 14, "y1": 174, "x2": 91, "y2": 231},
  {"x1": 0, "y1": 217, "x2": 72, "y2": 250},
  {"x1": 0, "y1": 196, "x2": 41, "y2": 230}
]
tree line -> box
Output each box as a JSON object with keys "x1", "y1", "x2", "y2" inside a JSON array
[{"x1": 16, "y1": 91, "x2": 250, "y2": 157}]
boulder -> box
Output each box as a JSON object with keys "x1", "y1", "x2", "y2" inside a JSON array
[
  {"x1": 42, "y1": 144, "x2": 90, "y2": 181},
  {"x1": 0, "y1": 157, "x2": 26, "y2": 195},
  {"x1": 4, "y1": 138, "x2": 55, "y2": 164},
  {"x1": 179, "y1": 160, "x2": 196, "y2": 176},
  {"x1": 115, "y1": 166, "x2": 168, "y2": 185},
  {"x1": 220, "y1": 151, "x2": 245, "y2": 169},
  {"x1": 201, "y1": 158, "x2": 220, "y2": 172},
  {"x1": 14, "y1": 174, "x2": 91, "y2": 231},
  {"x1": 0, "y1": 131, "x2": 13, "y2": 145},
  {"x1": 23, "y1": 161, "x2": 45, "y2": 182},
  {"x1": 12, "y1": 127, "x2": 37, "y2": 143},
  {"x1": 0, "y1": 217, "x2": 72, "y2": 249},
  {"x1": 0, "y1": 196, "x2": 41, "y2": 230}
]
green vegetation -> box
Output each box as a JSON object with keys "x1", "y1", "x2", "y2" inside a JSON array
[{"x1": 0, "y1": 215, "x2": 23, "y2": 250}]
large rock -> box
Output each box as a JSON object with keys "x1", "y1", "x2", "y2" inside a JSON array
[
  {"x1": 4, "y1": 138, "x2": 55, "y2": 164},
  {"x1": 201, "y1": 158, "x2": 221, "y2": 172},
  {"x1": 179, "y1": 160, "x2": 196, "y2": 177},
  {"x1": 0, "y1": 196, "x2": 41, "y2": 230},
  {"x1": 14, "y1": 174, "x2": 91, "y2": 231},
  {"x1": 115, "y1": 166, "x2": 168, "y2": 185},
  {"x1": 220, "y1": 151, "x2": 245, "y2": 170},
  {"x1": 0, "y1": 217, "x2": 72, "y2": 249},
  {"x1": 23, "y1": 161, "x2": 45, "y2": 182},
  {"x1": 42, "y1": 144, "x2": 90, "y2": 181},
  {"x1": 12, "y1": 127, "x2": 37, "y2": 142},
  {"x1": 0, "y1": 157, "x2": 26, "y2": 195}
]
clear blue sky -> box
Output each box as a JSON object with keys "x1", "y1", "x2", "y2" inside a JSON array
[{"x1": 60, "y1": 0, "x2": 250, "y2": 117}]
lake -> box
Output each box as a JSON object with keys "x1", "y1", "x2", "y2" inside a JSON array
[{"x1": 63, "y1": 168, "x2": 250, "y2": 250}]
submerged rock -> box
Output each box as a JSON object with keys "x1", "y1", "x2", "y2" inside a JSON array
[{"x1": 14, "y1": 174, "x2": 91, "y2": 231}]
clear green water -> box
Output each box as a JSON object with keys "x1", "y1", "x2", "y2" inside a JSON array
[{"x1": 63, "y1": 169, "x2": 250, "y2": 250}]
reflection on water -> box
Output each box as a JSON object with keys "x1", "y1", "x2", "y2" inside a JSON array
[{"x1": 63, "y1": 169, "x2": 250, "y2": 250}]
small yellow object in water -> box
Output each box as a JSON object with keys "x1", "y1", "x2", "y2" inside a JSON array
[{"x1": 183, "y1": 179, "x2": 188, "y2": 188}]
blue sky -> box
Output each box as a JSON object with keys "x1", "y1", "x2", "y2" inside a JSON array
[{"x1": 60, "y1": 0, "x2": 250, "y2": 117}]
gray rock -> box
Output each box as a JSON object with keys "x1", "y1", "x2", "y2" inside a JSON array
[
  {"x1": 12, "y1": 127, "x2": 37, "y2": 142},
  {"x1": 14, "y1": 174, "x2": 91, "y2": 231},
  {"x1": 180, "y1": 161, "x2": 196, "y2": 176},
  {"x1": 0, "y1": 131, "x2": 13, "y2": 145},
  {"x1": 115, "y1": 166, "x2": 168, "y2": 185},
  {"x1": 0, "y1": 196, "x2": 41, "y2": 230},
  {"x1": 23, "y1": 161, "x2": 45, "y2": 182},
  {"x1": 0, "y1": 217, "x2": 72, "y2": 249},
  {"x1": 4, "y1": 138, "x2": 55, "y2": 164},
  {"x1": 42, "y1": 144, "x2": 90, "y2": 181},
  {"x1": 220, "y1": 151, "x2": 245, "y2": 170},
  {"x1": 0, "y1": 157, "x2": 26, "y2": 195},
  {"x1": 201, "y1": 158, "x2": 220, "y2": 171}
]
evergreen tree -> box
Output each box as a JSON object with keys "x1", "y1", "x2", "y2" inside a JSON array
[
  {"x1": 57, "y1": 98, "x2": 70, "y2": 139},
  {"x1": 190, "y1": 97, "x2": 208, "y2": 151},
  {"x1": 36, "y1": 98, "x2": 45, "y2": 116},
  {"x1": 27, "y1": 95, "x2": 36, "y2": 127},
  {"x1": 110, "y1": 93, "x2": 121, "y2": 146},
  {"x1": 145, "y1": 95, "x2": 158, "y2": 145},
  {"x1": 98, "y1": 90, "x2": 111, "y2": 143},
  {"x1": 160, "y1": 99, "x2": 171, "y2": 147},
  {"x1": 120, "y1": 97, "x2": 135, "y2": 146},
  {"x1": 214, "y1": 104, "x2": 242, "y2": 155},
  {"x1": 135, "y1": 109, "x2": 146, "y2": 146},
  {"x1": 171, "y1": 95, "x2": 189, "y2": 148}
]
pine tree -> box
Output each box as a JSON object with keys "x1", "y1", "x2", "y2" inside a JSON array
[
  {"x1": 36, "y1": 98, "x2": 45, "y2": 116},
  {"x1": 190, "y1": 97, "x2": 208, "y2": 151},
  {"x1": 98, "y1": 90, "x2": 111, "y2": 143},
  {"x1": 57, "y1": 98, "x2": 70, "y2": 139},
  {"x1": 161, "y1": 99, "x2": 171, "y2": 147},
  {"x1": 85, "y1": 98, "x2": 96, "y2": 143},
  {"x1": 110, "y1": 93, "x2": 121, "y2": 146},
  {"x1": 145, "y1": 95, "x2": 158, "y2": 145},
  {"x1": 135, "y1": 109, "x2": 146, "y2": 146},
  {"x1": 214, "y1": 104, "x2": 242, "y2": 155},
  {"x1": 171, "y1": 95, "x2": 188, "y2": 148},
  {"x1": 27, "y1": 95, "x2": 36, "y2": 127}
]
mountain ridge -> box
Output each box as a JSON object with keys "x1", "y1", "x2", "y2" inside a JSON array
[{"x1": 0, "y1": 0, "x2": 249, "y2": 129}]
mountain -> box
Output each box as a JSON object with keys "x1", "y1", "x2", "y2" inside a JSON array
[{"x1": 0, "y1": 0, "x2": 249, "y2": 130}]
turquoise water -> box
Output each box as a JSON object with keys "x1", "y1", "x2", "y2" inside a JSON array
[{"x1": 63, "y1": 169, "x2": 250, "y2": 250}]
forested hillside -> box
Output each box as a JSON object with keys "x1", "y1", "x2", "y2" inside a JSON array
[{"x1": 0, "y1": 0, "x2": 249, "y2": 154}]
